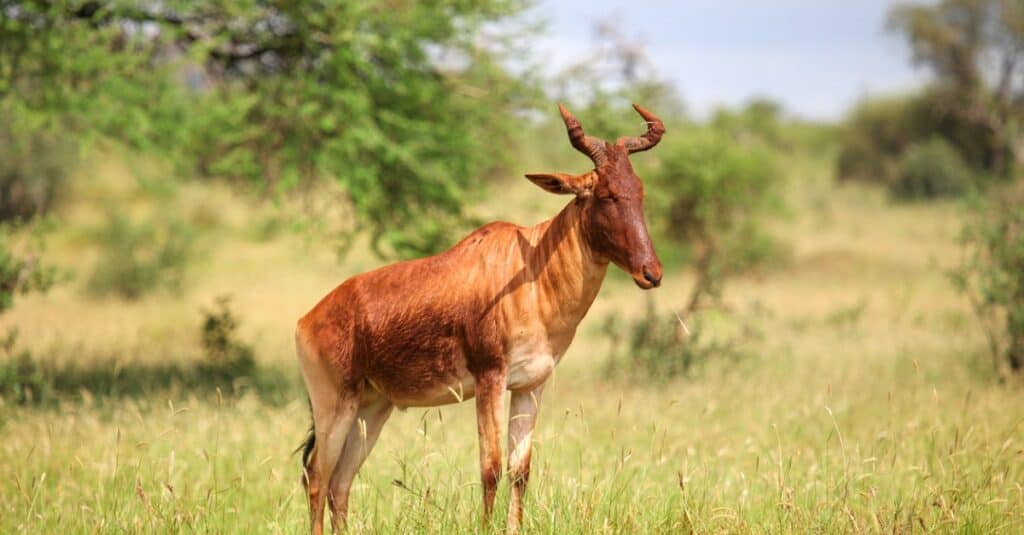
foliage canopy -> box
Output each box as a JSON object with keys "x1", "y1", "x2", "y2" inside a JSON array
[{"x1": 1, "y1": 0, "x2": 536, "y2": 257}]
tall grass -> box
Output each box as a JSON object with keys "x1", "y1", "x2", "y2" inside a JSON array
[{"x1": 1, "y1": 159, "x2": 1022, "y2": 532}]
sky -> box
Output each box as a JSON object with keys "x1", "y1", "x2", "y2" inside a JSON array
[{"x1": 530, "y1": 0, "x2": 929, "y2": 121}]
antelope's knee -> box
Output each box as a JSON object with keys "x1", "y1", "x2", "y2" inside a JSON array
[
  {"x1": 481, "y1": 463, "x2": 502, "y2": 490},
  {"x1": 509, "y1": 466, "x2": 530, "y2": 491}
]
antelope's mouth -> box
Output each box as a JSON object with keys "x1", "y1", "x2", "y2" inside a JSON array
[{"x1": 632, "y1": 274, "x2": 656, "y2": 290}]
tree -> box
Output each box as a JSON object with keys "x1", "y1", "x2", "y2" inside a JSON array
[
  {"x1": 889, "y1": 0, "x2": 1024, "y2": 176},
  {"x1": 550, "y1": 17, "x2": 784, "y2": 313},
  {"x1": 650, "y1": 129, "x2": 783, "y2": 314},
  {"x1": 0, "y1": 1, "x2": 537, "y2": 258}
]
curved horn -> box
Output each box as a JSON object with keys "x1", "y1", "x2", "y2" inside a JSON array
[
  {"x1": 558, "y1": 103, "x2": 608, "y2": 166},
  {"x1": 616, "y1": 103, "x2": 665, "y2": 153}
]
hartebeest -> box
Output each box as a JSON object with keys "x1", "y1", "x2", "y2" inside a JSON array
[{"x1": 295, "y1": 103, "x2": 665, "y2": 534}]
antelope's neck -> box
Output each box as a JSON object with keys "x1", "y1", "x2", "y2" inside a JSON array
[{"x1": 524, "y1": 200, "x2": 608, "y2": 337}]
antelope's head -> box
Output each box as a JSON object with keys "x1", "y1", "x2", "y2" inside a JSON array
[{"x1": 526, "y1": 103, "x2": 665, "y2": 289}]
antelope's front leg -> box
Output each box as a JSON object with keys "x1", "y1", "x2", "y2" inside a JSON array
[
  {"x1": 474, "y1": 369, "x2": 506, "y2": 523},
  {"x1": 507, "y1": 384, "x2": 544, "y2": 533}
]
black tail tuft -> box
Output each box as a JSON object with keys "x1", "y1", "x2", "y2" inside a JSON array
[
  {"x1": 294, "y1": 398, "x2": 315, "y2": 487},
  {"x1": 299, "y1": 425, "x2": 315, "y2": 468}
]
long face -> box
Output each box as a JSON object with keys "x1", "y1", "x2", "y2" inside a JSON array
[
  {"x1": 525, "y1": 102, "x2": 666, "y2": 290},
  {"x1": 582, "y1": 148, "x2": 663, "y2": 289}
]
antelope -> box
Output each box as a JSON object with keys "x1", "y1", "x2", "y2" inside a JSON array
[{"x1": 295, "y1": 103, "x2": 665, "y2": 534}]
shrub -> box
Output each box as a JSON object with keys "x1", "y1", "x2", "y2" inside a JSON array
[
  {"x1": 951, "y1": 182, "x2": 1024, "y2": 373},
  {"x1": 600, "y1": 127, "x2": 780, "y2": 382},
  {"x1": 0, "y1": 330, "x2": 51, "y2": 405},
  {"x1": 87, "y1": 211, "x2": 197, "y2": 300},
  {"x1": 0, "y1": 298, "x2": 266, "y2": 407},
  {"x1": 891, "y1": 137, "x2": 973, "y2": 200},
  {"x1": 836, "y1": 94, "x2": 938, "y2": 184},
  {"x1": 0, "y1": 115, "x2": 75, "y2": 222},
  {"x1": 602, "y1": 300, "x2": 758, "y2": 381},
  {"x1": 0, "y1": 220, "x2": 58, "y2": 313},
  {"x1": 836, "y1": 91, "x2": 995, "y2": 191},
  {"x1": 199, "y1": 295, "x2": 255, "y2": 379},
  {"x1": 710, "y1": 98, "x2": 787, "y2": 149}
]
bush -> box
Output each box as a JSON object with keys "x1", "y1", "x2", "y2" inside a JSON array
[
  {"x1": 0, "y1": 115, "x2": 75, "y2": 222},
  {"x1": 951, "y1": 182, "x2": 1024, "y2": 373},
  {"x1": 0, "y1": 298, "x2": 272, "y2": 407},
  {"x1": 199, "y1": 295, "x2": 255, "y2": 379},
  {"x1": 836, "y1": 94, "x2": 938, "y2": 184},
  {"x1": 891, "y1": 137, "x2": 973, "y2": 200},
  {"x1": 87, "y1": 211, "x2": 197, "y2": 300},
  {"x1": 710, "y1": 98, "x2": 788, "y2": 149},
  {"x1": 0, "y1": 220, "x2": 58, "y2": 313},
  {"x1": 0, "y1": 330, "x2": 51, "y2": 405},
  {"x1": 602, "y1": 300, "x2": 758, "y2": 381},
  {"x1": 836, "y1": 91, "x2": 995, "y2": 192}
]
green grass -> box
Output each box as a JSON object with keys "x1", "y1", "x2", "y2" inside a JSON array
[{"x1": 1, "y1": 156, "x2": 1023, "y2": 533}]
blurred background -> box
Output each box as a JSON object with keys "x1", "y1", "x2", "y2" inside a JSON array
[{"x1": 1, "y1": 1, "x2": 1023, "y2": 532}]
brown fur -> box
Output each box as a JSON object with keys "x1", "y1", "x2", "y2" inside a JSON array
[{"x1": 296, "y1": 103, "x2": 665, "y2": 533}]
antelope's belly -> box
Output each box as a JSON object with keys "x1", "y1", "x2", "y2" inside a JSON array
[
  {"x1": 368, "y1": 366, "x2": 476, "y2": 409},
  {"x1": 363, "y1": 345, "x2": 477, "y2": 409},
  {"x1": 366, "y1": 335, "x2": 561, "y2": 407}
]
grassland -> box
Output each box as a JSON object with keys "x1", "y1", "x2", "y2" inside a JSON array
[{"x1": 1, "y1": 155, "x2": 1022, "y2": 533}]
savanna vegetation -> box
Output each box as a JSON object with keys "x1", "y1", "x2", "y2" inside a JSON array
[{"x1": 1, "y1": 0, "x2": 1023, "y2": 533}]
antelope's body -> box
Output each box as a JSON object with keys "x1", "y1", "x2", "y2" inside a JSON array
[{"x1": 296, "y1": 104, "x2": 666, "y2": 534}]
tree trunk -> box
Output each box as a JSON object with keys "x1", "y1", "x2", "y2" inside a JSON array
[
  {"x1": 684, "y1": 243, "x2": 714, "y2": 316},
  {"x1": 1009, "y1": 333, "x2": 1023, "y2": 371}
]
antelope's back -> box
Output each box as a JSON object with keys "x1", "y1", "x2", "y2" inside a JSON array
[{"x1": 298, "y1": 221, "x2": 528, "y2": 391}]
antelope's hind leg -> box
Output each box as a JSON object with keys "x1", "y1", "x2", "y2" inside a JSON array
[
  {"x1": 327, "y1": 397, "x2": 393, "y2": 530},
  {"x1": 297, "y1": 333, "x2": 361, "y2": 535},
  {"x1": 305, "y1": 392, "x2": 360, "y2": 535}
]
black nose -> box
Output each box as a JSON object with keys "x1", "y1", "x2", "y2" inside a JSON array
[{"x1": 643, "y1": 269, "x2": 661, "y2": 287}]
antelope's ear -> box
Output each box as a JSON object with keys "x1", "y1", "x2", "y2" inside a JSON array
[{"x1": 524, "y1": 172, "x2": 595, "y2": 197}]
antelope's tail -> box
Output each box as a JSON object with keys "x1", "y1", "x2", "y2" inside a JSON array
[{"x1": 295, "y1": 399, "x2": 315, "y2": 488}]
